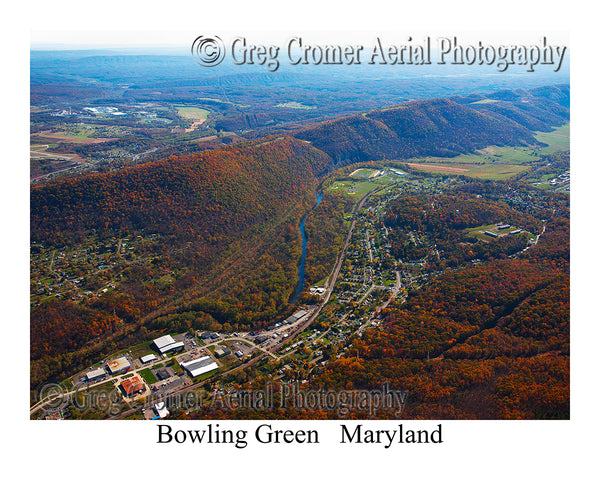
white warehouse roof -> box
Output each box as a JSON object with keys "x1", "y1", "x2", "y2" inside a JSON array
[
  {"x1": 153, "y1": 335, "x2": 176, "y2": 350},
  {"x1": 180, "y1": 356, "x2": 218, "y2": 377},
  {"x1": 153, "y1": 335, "x2": 185, "y2": 354},
  {"x1": 140, "y1": 354, "x2": 157, "y2": 364},
  {"x1": 106, "y1": 357, "x2": 131, "y2": 374},
  {"x1": 86, "y1": 368, "x2": 106, "y2": 381}
]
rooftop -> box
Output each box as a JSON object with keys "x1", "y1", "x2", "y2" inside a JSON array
[
  {"x1": 153, "y1": 335, "x2": 176, "y2": 350},
  {"x1": 120, "y1": 375, "x2": 145, "y2": 396}
]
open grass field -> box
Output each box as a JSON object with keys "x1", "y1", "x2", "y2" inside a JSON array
[
  {"x1": 138, "y1": 368, "x2": 158, "y2": 385},
  {"x1": 464, "y1": 223, "x2": 508, "y2": 241},
  {"x1": 175, "y1": 106, "x2": 210, "y2": 121},
  {"x1": 464, "y1": 223, "x2": 535, "y2": 242},
  {"x1": 401, "y1": 124, "x2": 569, "y2": 181},
  {"x1": 350, "y1": 168, "x2": 382, "y2": 178},
  {"x1": 470, "y1": 99, "x2": 500, "y2": 104},
  {"x1": 404, "y1": 124, "x2": 569, "y2": 171},
  {"x1": 407, "y1": 162, "x2": 530, "y2": 180},
  {"x1": 329, "y1": 180, "x2": 381, "y2": 197},
  {"x1": 410, "y1": 146, "x2": 538, "y2": 166},
  {"x1": 535, "y1": 123, "x2": 570, "y2": 153},
  {"x1": 31, "y1": 132, "x2": 116, "y2": 144},
  {"x1": 275, "y1": 101, "x2": 315, "y2": 109}
]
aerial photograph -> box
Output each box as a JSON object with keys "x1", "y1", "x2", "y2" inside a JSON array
[
  {"x1": 14, "y1": 0, "x2": 599, "y2": 478},
  {"x1": 29, "y1": 30, "x2": 571, "y2": 423}
]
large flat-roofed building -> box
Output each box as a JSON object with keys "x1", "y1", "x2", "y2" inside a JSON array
[
  {"x1": 106, "y1": 357, "x2": 131, "y2": 375},
  {"x1": 285, "y1": 309, "x2": 309, "y2": 324},
  {"x1": 153, "y1": 402, "x2": 169, "y2": 419},
  {"x1": 153, "y1": 335, "x2": 185, "y2": 354},
  {"x1": 214, "y1": 346, "x2": 231, "y2": 358},
  {"x1": 293, "y1": 310, "x2": 308, "y2": 320},
  {"x1": 86, "y1": 367, "x2": 107, "y2": 382},
  {"x1": 155, "y1": 368, "x2": 171, "y2": 381},
  {"x1": 180, "y1": 356, "x2": 218, "y2": 378},
  {"x1": 120, "y1": 375, "x2": 146, "y2": 397},
  {"x1": 140, "y1": 354, "x2": 157, "y2": 364}
]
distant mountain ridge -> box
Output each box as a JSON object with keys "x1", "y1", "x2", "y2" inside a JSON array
[{"x1": 294, "y1": 85, "x2": 569, "y2": 167}]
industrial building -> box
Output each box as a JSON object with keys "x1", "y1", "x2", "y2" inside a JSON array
[
  {"x1": 140, "y1": 354, "x2": 157, "y2": 364},
  {"x1": 284, "y1": 309, "x2": 309, "y2": 324},
  {"x1": 214, "y1": 346, "x2": 231, "y2": 358},
  {"x1": 155, "y1": 368, "x2": 171, "y2": 381},
  {"x1": 180, "y1": 356, "x2": 218, "y2": 377},
  {"x1": 106, "y1": 357, "x2": 131, "y2": 375},
  {"x1": 152, "y1": 402, "x2": 169, "y2": 419},
  {"x1": 85, "y1": 367, "x2": 107, "y2": 382},
  {"x1": 153, "y1": 335, "x2": 185, "y2": 354},
  {"x1": 120, "y1": 375, "x2": 146, "y2": 397}
]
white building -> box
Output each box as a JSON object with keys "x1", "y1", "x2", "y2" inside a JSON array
[
  {"x1": 180, "y1": 356, "x2": 218, "y2": 377},
  {"x1": 85, "y1": 367, "x2": 107, "y2": 382},
  {"x1": 106, "y1": 357, "x2": 131, "y2": 375},
  {"x1": 153, "y1": 335, "x2": 185, "y2": 354},
  {"x1": 140, "y1": 354, "x2": 157, "y2": 364},
  {"x1": 153, "y1": 402, "x2": 169, "y2": 419}
]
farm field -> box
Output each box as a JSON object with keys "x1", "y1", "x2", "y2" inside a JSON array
[
  {"x1": 408, "y1": 146, "x2": 538, "y2": 166},
  {"x1": 275, "y1": 101, "x2": 315, "y2": 109},
  {"x1": 175, "y1": 106, "x2": 210, "y2": 120},
  {"x1": 405, "y1": 124, "x2": 570, "y2": 168},
  {"x1": 406, "y1": 162, "x2": 530, "y2": 180},
  {"x1": 402, "y1": 124, "x2": 569, "y2": 181},
  {"x1": 535, "y1": 123, "x2": 570, "y2": 153}
]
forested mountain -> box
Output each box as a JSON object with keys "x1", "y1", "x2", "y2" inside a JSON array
[
  {"x1": 294, "y1": 85, "x2": 569, "y2": 166},
  {"x1": 30, "y1": 137, "x2": 330, "y2": 385},
  {"x1": 30, "y1": 85, "x2": 569, "y2": 394},
  {"x1": 31, "y1": 136, "x2": 328, "y2": 249}
]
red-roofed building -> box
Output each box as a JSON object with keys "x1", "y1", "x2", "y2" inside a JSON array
[{"x1": 120, "y1": 375, "x2": 146, "y2": 397}]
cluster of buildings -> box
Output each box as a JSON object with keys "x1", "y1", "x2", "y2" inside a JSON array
[
  {"x1": 84, "y1": 355, "x2": 132, "y2": 383},
  {"x1": 484, "y1": 223, "x2": 525, "y2": 239}
]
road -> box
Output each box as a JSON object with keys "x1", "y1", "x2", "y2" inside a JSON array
[{"x1": 32, "y1": 185, "x2": 386, "y2": 419}]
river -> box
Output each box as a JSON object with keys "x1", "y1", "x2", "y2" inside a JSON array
[{"x1": 290, "y1": 190, "x2": 323, "y2": 304}]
